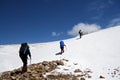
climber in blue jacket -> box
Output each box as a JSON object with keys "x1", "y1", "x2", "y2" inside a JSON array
[{"x1": 60, "y1": 41, "x2": 66, "y2": 53}]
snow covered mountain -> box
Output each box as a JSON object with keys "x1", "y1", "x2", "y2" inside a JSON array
[{"x1": 0, "y1": 26, "x2": 120, "y2": 80}]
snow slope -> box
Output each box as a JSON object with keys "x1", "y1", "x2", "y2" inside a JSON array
[{"x1": 0, "y1": 26, "x2": 120, "y2": 80}]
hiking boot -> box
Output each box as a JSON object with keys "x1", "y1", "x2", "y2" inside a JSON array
[
  {"x1": 61, "y1": 50, "x2": 64, "y2": 53},
  {"x1": 22, "y1": 66, "x2": 27, "y2": 73}
]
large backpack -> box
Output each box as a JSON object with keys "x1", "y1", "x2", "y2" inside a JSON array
[
  {"x1": 60, "y1": 41, "x2": 64, "y2": 47},
  {"x1": 19, "y1": 43, "x2": 28, "y2": 55}
]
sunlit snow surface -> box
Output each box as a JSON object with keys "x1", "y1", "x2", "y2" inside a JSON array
[{"x1": 0, "y1": 26, "x2": 120, "y2": 80}]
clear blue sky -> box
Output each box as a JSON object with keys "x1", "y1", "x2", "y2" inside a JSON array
[{"x1": 0, "y1": 0, "x2": 120, "y2": 44}]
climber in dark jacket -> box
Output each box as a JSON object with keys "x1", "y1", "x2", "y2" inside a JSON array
[
  {"x1": 19, "y1": 43, "x2": 31, "y2": 73},
  {"x1": 79, "y1": 30, "x2": 83, "y2": 38}
]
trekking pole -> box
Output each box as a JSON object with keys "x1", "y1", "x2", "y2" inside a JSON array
[
  {"x1": 30, "y1": 58, "x2": 31, "y2": 65},
  {"x1": 29, "y1": 57, "x2": 31, "y2": 65}
]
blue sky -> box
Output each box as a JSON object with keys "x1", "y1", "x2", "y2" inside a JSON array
[{"x1": 0, "y1": 0, "x2": 120, "y2": 44}]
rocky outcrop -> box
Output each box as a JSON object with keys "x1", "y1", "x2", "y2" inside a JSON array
[
  {"x1": 0, "y1": 60, "x2": 64, "y2": 80},
  {"x1": 0, "y1": 59, "x2": 92, "y2": 80}
]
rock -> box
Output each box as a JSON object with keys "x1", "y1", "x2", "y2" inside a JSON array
[
  {"x1": 44, "y1": 66, "x2": 50, "y2": 72},
  {"x1": 73, "y1": 63, "x2": 78, "y2": 65},
  {"x1": 1, "y1": 71, "x2": 11, "y2": 79},
  {"x1": 88, "y1": 75, "x2": 92, "y2": 78},
  {"x1": 74, "y1": 69, "x2": 82, "y2": 73},
  {"x1": 11, "y1": 76, "x2": 16, "y2": 79},
  {"x1": 80, "y1": 77, "x2": 85, "y2": 80},
  {"x1": 99, "y1": 75, "x2": 105, "y2": 78},
  {"x1": 56, "y1": 60, "x2": 64, "y2": 65},
  {"x1": 62, "y1": 58, "x2": 69, "y2": 62},
  {"x1": 42, "y1": 61, "x2": 49, "y2": 66}
]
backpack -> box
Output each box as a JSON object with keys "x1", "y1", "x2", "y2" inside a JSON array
[
  {"x1": 60, "y1": 41, "x2": 64, "y2": 47},
  {"x1": 19, "y1": 43, "x2": 28, "y2": 55}
]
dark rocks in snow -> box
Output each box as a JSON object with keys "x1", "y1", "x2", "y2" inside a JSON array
[
  {"x1": 74, "y1": 69, "x2": 82, "y2": 73},
  {"x1": 0, "y1": 60, "x2": 64, "y2": 80},
  {"x1": 62, "y1": 58, "x2": 69, "y2": 62},
  {"x1": 56, "y1": 60, "x2": 64, "y2": 65},
  {"x1": 46, "y1": 74, "x2": 79, "y2": 80},
  {"x1": 99, "y1": 75, "x2": 105, "y2": 79},
  {"x1": 0, "y1": 71, "x2": 11, "y2": 79},
  {"x1": 73, "y1": 63, "x2": 78, "y2": 65},
  {"x1": 80, "y1": 77, "x2": 85, "y2": 80},
  {"x1": 0, "y1": 59, "x2": 92, "y2": 80},
  {"x1": 107, "y1": 67, "x2": 120, "y2": 79}
]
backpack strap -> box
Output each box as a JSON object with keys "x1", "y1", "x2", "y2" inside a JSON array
[{"x1": 23, "y1": 46, "x2": 27, "y2": 54}]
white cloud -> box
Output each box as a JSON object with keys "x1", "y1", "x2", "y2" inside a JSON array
[
  {"x1": 68, "y1": 23, "x2": 101, "y2": 36},
  {"x1": 52, "y1": 32, "x2": 63, "y2": 37},
  {"x1": 52, "y1": 32, "x2": 57, "y2": 36},
  {"x1": 108, "y1": 18, "x2": 120, "y2": 27}
]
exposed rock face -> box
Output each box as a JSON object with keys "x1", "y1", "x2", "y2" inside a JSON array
[
  {"x1": 0, "y1": 59, "x2": 92, "y2": 80},
  {"x1": 0, "y1": 60, "x2": 64, "y2": 80}
]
